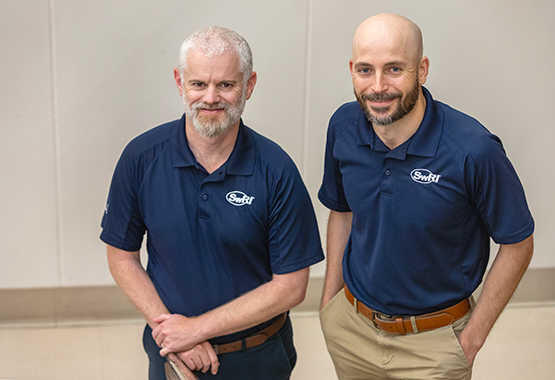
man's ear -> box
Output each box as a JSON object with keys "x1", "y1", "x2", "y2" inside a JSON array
[
  {"x1": 245, "y1": 71, "x2": 257, "y2": 100},
  {"x1": 418, "y1": 57, "x2": 429, "y2": 85},
  {"x1": 174, "y1": 68, "x2": 184, "y2": 96}
]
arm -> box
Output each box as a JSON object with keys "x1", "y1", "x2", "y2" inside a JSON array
[
  {"x1": 107, "y1": 245, "x2": 219, "y2": 377},
  {"x1": 153, "y1": 267, "x2": 309, "y2": 355},
  {"x1": 458, "y1": 234, "x2": 533, "y2": 364},
  {"x1": 320, "y1": 210, "x2": 352, "y2": 309},
  {"x1": 107, "y1": 245, "x2": 168, "y2": 327},
  {"x1": 154, "y1": 153, "x2": 321, "y2": 355}
]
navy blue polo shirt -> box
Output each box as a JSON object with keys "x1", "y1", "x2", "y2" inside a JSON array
[
  {"x1": 319, "y1": 87, "x2": 534, "y2": 315},
  {"x1": 101, "y1": 115, "x2": 324, "y2": 334}
]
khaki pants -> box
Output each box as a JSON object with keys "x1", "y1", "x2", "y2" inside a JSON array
[{"x1": 320, "y1": 289, "x2": 472, "y2": 380}]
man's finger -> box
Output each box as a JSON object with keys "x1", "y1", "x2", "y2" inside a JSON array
[
  {"x1": 184, "y1": 356, "x2": 198, "y2": 370},
  {"x1": 151, "y1": 326, "x2": 164, "y2": 346},
  {"x1": 153, "y1": 333, "x2": 165, "y2": 348},
  {"x1": 153, "y1": 314, "x2": 172, "y2": 323},
  {"x1": 203, "y1": 342, "x2": 220, "y2": 375},
  {"x1": 192, "y1": 354, "x2": 203, "y2": 370},
  {"x1": 172, "y1": 357, "x2": 197, "y2": 380},
  {"x1": 196, "y1": 347, "x2": 211, "y2": 373}
]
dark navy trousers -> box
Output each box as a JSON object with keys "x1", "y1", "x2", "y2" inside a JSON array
[{"x1": 143, "y1": 316, "x2": 297, "y2": 380}]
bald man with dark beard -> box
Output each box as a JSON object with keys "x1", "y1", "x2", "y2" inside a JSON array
[{"x1": 318, "y1": 14, "x2": 534, "y2": 379}]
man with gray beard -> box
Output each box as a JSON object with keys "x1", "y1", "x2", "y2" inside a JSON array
[
  {"x1": 318, "y1": 14, "x2": 534, "y2": 379},
  {"x1": 100, "y1": 26, "x2": 323, "y2": 380}
]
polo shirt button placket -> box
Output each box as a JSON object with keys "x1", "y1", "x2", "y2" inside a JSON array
[
  {"x1": 380, "y1": 167, "x2": 393, "y2": 195},
  {"x1": 199, "y1": 192, "x2": 210, "y2": 219}
]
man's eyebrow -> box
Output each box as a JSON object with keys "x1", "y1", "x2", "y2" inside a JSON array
[
  {"x1": 384, "y1": 61, "x2": 406, "y2": 67},
  {"x1": 354, "y1": 62, "x2": 373, "y2": 68}
]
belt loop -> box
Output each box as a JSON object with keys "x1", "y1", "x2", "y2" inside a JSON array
[
  {"x1": 410, "y1": 316, "x2": 419, "y2": 333},
  {"x1": 241, "y1": 338, "x2": 247, "y2": 351},
  {"x1": 353, "y1": 296, "x2": 358, "y2": 314}
]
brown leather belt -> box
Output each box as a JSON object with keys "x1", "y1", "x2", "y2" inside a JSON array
[
  {"x1": 212, "y1": 313, "x2": 287, "y2": 354},
  {"x1": 344, "y1": 286, "x2": 469, "y2": 335}
]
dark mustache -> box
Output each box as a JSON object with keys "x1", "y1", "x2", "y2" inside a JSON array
[{"x1": 361, "y1": 92, "x2": 401, "y2": 102}]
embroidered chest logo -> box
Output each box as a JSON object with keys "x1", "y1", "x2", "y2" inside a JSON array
[
  {"x1": 226, "y1": 191, "x2": 255, "y2": 206},
  {"x1": 410, "y1": 168, "x2": 441, "y2": 184}
]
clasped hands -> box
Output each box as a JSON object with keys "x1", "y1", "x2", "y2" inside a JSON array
[{"x1": 152, "y1": 314, "x2": 220, "y2": 377}]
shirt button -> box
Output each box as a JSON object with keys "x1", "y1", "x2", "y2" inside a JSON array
[
  {"x1": 200, "y1": 193, "x2": 209, "y2": 201},
  {"x1": 385, "y1": 169, "x2": 392, "y2": 176}
]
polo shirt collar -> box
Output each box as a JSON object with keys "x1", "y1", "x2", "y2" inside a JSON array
[
  {"x1": 406, "y1": 86, "x2": 443, "y2": 158},
  {"x1": 171, "y1": 114, "x2": 196, "y2": 168},
  {"x1": 170, "y1": 114, "x2": 254, "y2": 175},
  {"x1": 226, "y1": 120, "x2": 255, "y2": 176},
  {"x1": 355, "y1": 86, "x2": 443, "y2": 158}
]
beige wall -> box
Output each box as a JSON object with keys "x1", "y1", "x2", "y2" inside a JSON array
[{"x1": 1, "y1": 0, "x2": 553, "y2": 288}]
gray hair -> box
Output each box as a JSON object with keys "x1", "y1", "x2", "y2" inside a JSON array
[{"x1": 178, "y1": 26, "x2": 253, "y2": 80}]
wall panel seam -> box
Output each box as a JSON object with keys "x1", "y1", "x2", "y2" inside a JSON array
[
  {"x1": 301, "y1": 0, "x2": 313, "y2": 176},
  {"x1": 47, "y1": 0, "x2": 63, "y2": 293}
]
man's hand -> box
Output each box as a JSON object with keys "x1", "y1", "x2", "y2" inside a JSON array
[
  {"x1": 454, "y1": 236, "x2": 533, "y2": 367},
  {"x1": 320, "y1": 291, "x2": 339, "y2": 311},
  {"x1": 167, "y1": 353, "x2": 198, "y2": 380},
  {"x1": 456, "y1": 327, "x2": 481, "y2": 366},
  {"x1": 152, "y1": 313, "x2": 202, "y2": 355},
  {"x1": 177, "y1": 342, "x2": 220, "y2": 375}
]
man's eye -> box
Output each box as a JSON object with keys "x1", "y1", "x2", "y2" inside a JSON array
[
  {"x1": 358, "y1": 67, "x2": 371, "y2": 74},
  {"x1": 191, "y1": 82, "x2": 205, "y2": 88},
  {"x1": 219, "y1": 82, "x2": 233, "y2": 89},
  {"x1": 389, "y1": 67, "x2": 401, "y2": 73}
]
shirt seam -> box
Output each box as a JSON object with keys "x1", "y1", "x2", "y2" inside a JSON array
[
  {"x1": 318, "y1": 190, "x2": 351, "y2": 212},
  {"x1": 273, "y1": 254, "x2": 324, "y2": 274}
]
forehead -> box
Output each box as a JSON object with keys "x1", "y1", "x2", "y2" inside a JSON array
[
  {"x1": 184, "y1": 48, "x2": 242, "y2": 80},
  {"x1": 353, "y1": 24, "x2": 416, "y2": 65}
]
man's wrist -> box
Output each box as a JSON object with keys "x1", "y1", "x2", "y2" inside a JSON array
[
  {"x1": 191, "y1": 314, "x2": 213, "y2": 343},
  {"x1": 458, "y1": 325, "x2": 484, "y2": 363}
]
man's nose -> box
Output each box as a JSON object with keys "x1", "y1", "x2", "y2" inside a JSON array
[
  {"x1": 202, "y1": 85, "x2": 220, "y2": 104},
  {"x1": 371, "y1": 72, "x2": 388, "y2": 94}
]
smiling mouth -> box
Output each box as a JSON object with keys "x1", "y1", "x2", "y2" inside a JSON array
[
  {"x1": 369, "y1": 98, "x2": 395, "y2": 106},
  {"x1": 199, "y1": 108, "x2": 224, "y2": 114}
]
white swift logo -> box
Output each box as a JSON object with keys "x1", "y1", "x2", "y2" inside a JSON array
[
  {"x1": 226, "y1": 191, "x2": 255, "y2": 206},
  {"x1": 410, "y1": 169, "x2": 441, "y2": 184}
]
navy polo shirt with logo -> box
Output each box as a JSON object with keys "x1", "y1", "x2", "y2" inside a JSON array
[
  {"x1": 100, "y1": 115, "x2": 324, "y2": 336},
  {"x1": 318, "y1": 87, "x2": 534, "y2": 316}
]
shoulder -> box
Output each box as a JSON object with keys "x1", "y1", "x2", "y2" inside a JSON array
[
  {"x1": 329, "y1": 101, "x2": 362, "y2": 129},
  {"x1": 120, "y1": 118, "x2": 179, "y2": 161},
  {"x1": 438, "y1": 101, "x2": 504, "y2": 160},
  {"x1": 244, "y1": 126, "x2": 302, "y2": 183},
  {"x1": 322, "y1": 101, "x2": 365, "y2": 147}
]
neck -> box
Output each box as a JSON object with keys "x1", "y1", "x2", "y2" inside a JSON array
[
  {"x1": 372, "y1": 89, "x2": 426, "y2": 150},
  {"x1": 185, "y1": 116, "x2": 240, "y2": 174}
]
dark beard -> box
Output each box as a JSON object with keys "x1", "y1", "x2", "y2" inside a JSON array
[{"x1": 355, "y1": 79, "x2": 420, "y2": 126}]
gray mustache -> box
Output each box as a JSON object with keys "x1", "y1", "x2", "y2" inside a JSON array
[{"x1": 192, "y1": 102, "x2": 228, "y2": 110}]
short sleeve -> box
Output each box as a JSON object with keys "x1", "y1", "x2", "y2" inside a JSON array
[
  {"x1": 318, "y1": 120, "x2": 351, "y2": 212},
  {"x1": 466, "y1": 135, "x2": 534, "y2": 244},
  {"x1": 100, "y1": 146, "x2": 146, "y2": 251},
  {"x1": 267, "y1": 158, "x2": 324, "y2": 274}
]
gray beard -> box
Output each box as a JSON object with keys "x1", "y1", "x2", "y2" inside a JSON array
[{"x1": 184, "y1": 92, "x2": 246, "y2": 138}]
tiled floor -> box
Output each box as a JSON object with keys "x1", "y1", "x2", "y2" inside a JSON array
[{"x1": 0, "y1": 304, "x2": 554, "y2": 379}]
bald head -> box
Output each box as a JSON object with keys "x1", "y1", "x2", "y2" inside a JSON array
[
  {"x1": 349, "y1": 14, "x2": 429, "y2": 127},
  {"x1": 353, "y1": 13, "x2": 423, "y2": 64}
]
